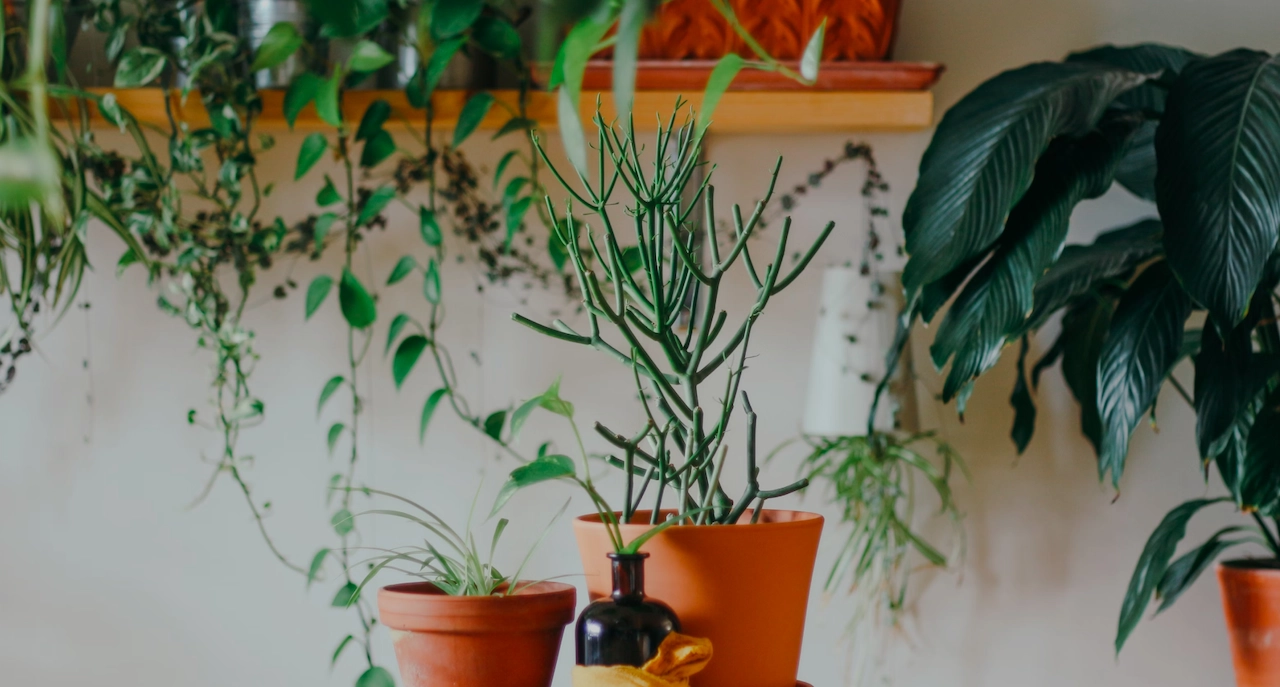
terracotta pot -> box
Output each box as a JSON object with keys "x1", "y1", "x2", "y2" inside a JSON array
[
  {"x1": 636, "y1": 0, "x2": 903, "y2": 62},
  {"x1": 378, "y1": 581, "x2": 576, "y2": 687},
  {"x1": 1219, "y1": 560, "x2": 1280, "y2": 687},
  {"x1": 574, "y1": 510, "x2": 824, "y2": 687}
]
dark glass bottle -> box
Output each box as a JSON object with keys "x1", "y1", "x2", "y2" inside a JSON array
[{"x1": 576, "y1": 553, "x2": 681, "y2": 667}]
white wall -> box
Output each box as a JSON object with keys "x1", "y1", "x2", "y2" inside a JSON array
[{"x1": 6, "y1": 1, "x2": 1280, "y2": 685}]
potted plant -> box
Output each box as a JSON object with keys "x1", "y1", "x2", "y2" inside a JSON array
[
  {"x1": 335, "y1": 488, "x2": 577, "y2": 687},
  {"x1": 891, "y1": 43, "x2": 1280, "y2": 685},
  {"x1": 495, "y1": 107, "x2": 832, "y2": 687}
]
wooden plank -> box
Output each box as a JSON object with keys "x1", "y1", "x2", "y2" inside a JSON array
[{"x1": 76, "y1": 88, "x2": 933, "y2": 133}]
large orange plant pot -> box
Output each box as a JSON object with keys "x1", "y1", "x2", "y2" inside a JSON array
[
  {"x1": 378, "y1": 581, "x2": 576, "y2": 687},
  {"x1": 574, "y1": 510, "x2": 824, "y2": 687},
  {"x1": 1220, "y1": 561, "x2": 1280, "y2": 687}
]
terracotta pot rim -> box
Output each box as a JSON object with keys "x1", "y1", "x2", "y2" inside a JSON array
[
  {"x1": 575, "y1": 508, "x2": 822, "y2": 530},
  {"x1": 379, "y1": 580, "x2": 575, "y2": 602},
  {"x1": 1220, "y1": 558, "x2": 1280, "y2": 573},
  {"x1": 377, "y1": 580, "x2": 576, "y2": 632}
]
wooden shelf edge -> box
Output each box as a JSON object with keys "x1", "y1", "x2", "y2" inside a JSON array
[{"x1": 77, "y1": 88, "x2": 933, "y2": 134}]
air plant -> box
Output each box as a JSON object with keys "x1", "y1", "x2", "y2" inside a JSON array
[{"x1": 501, "y1": 104, "x2": 835, "y2": 527}]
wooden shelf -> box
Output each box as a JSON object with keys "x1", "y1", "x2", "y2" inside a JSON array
[{"x1": 79, "y1": 88, "x2": 933, "y2": 134}]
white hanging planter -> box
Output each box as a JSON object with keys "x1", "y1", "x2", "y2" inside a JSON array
[{"x1": 802, "y1": 265, "x2": 908, "y2": 437}]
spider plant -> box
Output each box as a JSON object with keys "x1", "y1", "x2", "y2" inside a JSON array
[{"x1": 341, "y1": 487, "x2": 567, "y2": 599}]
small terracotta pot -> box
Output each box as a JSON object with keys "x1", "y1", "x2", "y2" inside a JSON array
[
  {"x1": 574, "y1": 509, "x2": 823, "y2": 687},
  {"x1": 1220, "y1": 560, "x2": 1280, "y2": 687},
  {"x1": 378, "y1": 581, "x2": 576, "y2": 687}
]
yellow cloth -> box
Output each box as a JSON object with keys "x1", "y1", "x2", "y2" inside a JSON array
[{"x1": 572, "y1": 633, "x2": 713, "y2": 687}]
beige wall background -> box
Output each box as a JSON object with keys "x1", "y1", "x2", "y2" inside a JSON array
[{"x1": 5, "y1": 1, "x2": 1280, "y2": 685}]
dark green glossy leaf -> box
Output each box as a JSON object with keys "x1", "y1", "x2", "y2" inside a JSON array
[
  {"x1": 1096, "y1": 262, "x2": 1192, "y2": 485},
  {"x1": 423, "y1": 259, "x2": 441, "y2": 303},
  {"x1": 318, "y1": 375, "x2": 345, "y2": 415},
  {"x1": 1116, "y1": 497, "x2": 1227, "y2": 653},
  {"x1": 930, "y1": 113, "x2": 1143, "y2": 407},
  {"x1": 338, "y1": 268, "x2": 377, "y2": 329},
  {"x1": 347, "y1": 39, "x2": 395, "y2": 73},
  {"x1": 307, "y1": 548, "x2": 329, "y2": 588},
  {"x1": 1065, "y1": 43, "x2": 1202, "y2": 112},
  {"x1": 360, "y1": 130, "x2": 395, "y2": 168},
  {"x1": 492, "y1": 454, "x2": 576, "y2": 515},
  {"x1": 454, "y1": 92, "x2": 495, "y2": 147},
  {"x1": 357, "y1": 186, "x2": 396, "y2": 226},
  {"x1": 1026, "y1": 219, "x2": 1163, "y2": 330},
  {"x1": 1010, "y1": 336, "x2": 1037, "y2": 453},
  {"x1": 1243, "y1": 385, "x2": 1280, "y2": 514},
  {"x1": 252, "y1": 21, "x2": 304, "y2": 72},
  {"x1": 420, "y1": 388, "x2": 448, "y2": 443},
  {"x1": 1194, "y1": 316, "x2": 1280, "y2": 477},
  {"x1": 432, "y1": 0, "x2": 483, "y2": 38},
  {"x1": 393, "y1": 335, "x2": 428, "y2": 389},
  {"x1": 473, "y1": 15, "x2": 521, "y2": 60},
  {"x1": 1157, "y1": 49, "x2": 1280, "y2": 328},
  {"x1": 903, "y1": 62, "x2": 1150, "y2": 300},
  {"x1": 1059, "y1": 293, "x2": 1118, "y2": 456},
  {"x1": 419, "y1": 207, "x2": 441, "y2": 246},
  {"x1": 306, "y1": 275, "x2": 333, "y2": 319},
  {"x1": 356, "y1": 666, "x2": 395, "y2": 687},
  {"x1": 387, "y1": 256, "x2": 416, "y2": 286},
  {"x1": 1155, "y1": 526, "x2": 1248, "y2": 613},
  {"x1": 115, "y1": 47, "x2": 167, "y2": 87},
  {"x1": 285, "y1": 72, "x2": 323, "y2": 128},
  {"x1": 483, "y1": 409, "x2": 506, "y2": 441},
  {"x1": 296, "y1": 132, "x2": 328, "y2": 180},
  {"x1": 385, "y1": 313, "x2": 412, "y2": 355},
  {"x1": 355, "y1": 99, "x2": 392, "y2": 141}
]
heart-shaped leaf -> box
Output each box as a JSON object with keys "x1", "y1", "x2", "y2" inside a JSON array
[
  {"x1": 902, "y1": 62, "x2": 1150, "y2": 301},
  {"x1": 387, "y1": 256, "x2": 416, "y2": 286},
  {"x1": 284, "y1": 72, "x2": 322, "y2": 128},
  {"x1": 252, "y1": 21, "x2": 304, "y2": 72},
  {"x1": 347, "y1": 40, "x2": 395, "y2": 73},
  {"x1": 317, "y1": 375, "x2": 344, "y2": 415},
  {"x1": 338, "y1": 268, "x2": 377, "y2": 329},
  {"x1": 385, "y1": 313, "x2": 411, "y2": 355},
  {"x1": 393, "y1": 335, "x2": 428, "y2": 389},
  {"x1": 419, "y1": 388, "x2": 447, "y2": 443},
  {"x1": 355, "y1": 99, "x2": 392, "y2": 141},
  {"x1": 1157, "y1": 49, "x2": 1280, "y2": 329},
  {"x1": 360, "y1": 130, "x2": 395, "y2": 168},
  {"x1": 305, "y1": 275, "x2": 333, "y2": 319},
  {"x1": 473, "y1": 15, "x2": 521, "y2": 60},
  {"x1": 1096, "y1": 261, "x2": 1192, "y2": 485},
  {"x1": 431, "y1": 0, "x2": 483, "y2": 38},
  {"x1": 115, "y1": 47, "x2": 168, "y2": 87},
  {"x1": 296, "y1": 132, "x2": 328, "y2": 179},
  {"x1": 419, "y1": 207, "x2": 441, "y2": 246},
  {"x1": 357, "y1": 186, "x2": 396, "y2": 226}
]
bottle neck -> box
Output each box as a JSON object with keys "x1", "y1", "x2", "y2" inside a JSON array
[{"x1": 609, "y1": 553, "x2": 647, "y2": 600}]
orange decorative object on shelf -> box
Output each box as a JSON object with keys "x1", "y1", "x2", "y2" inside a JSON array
[{"x1": 638, "y1": 0, "x2": 902, "y2": 61}]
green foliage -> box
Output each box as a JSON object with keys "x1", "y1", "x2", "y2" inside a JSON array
[
  {"x1": 800, "y1": 432, "x2": 966, "y2": 630},
  {"x1": 453, "y1": 92, "x2": 494, "y2": 147},
  {"x1": 252, "y1": 22, "x2": 303, "y2": 72},
  {"x1": 901, "y1": 42, "x2": 1280, "y2": 647},
  {"x1": 511, "y1": 109, "x2": 832, "y2": 528}
]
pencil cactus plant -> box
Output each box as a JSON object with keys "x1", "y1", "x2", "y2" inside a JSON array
[{"x1": 499, "y1": 106, "x2": 835, "y2": 525}]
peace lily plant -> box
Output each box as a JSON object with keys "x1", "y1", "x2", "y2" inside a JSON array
[{"x1": 892, "y1": 41, "x2": 1280, "y2": 677}]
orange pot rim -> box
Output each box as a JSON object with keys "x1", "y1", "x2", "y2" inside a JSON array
[
  {"x1": 377, "y1": 581, "x2": 576, "y2": 632},
  {"x1": 575, "y1": 508, "x2": 823, "y2": 531},
  {"x1": 1220, "y1": 558, "x2": 1280, "y2": 574}
]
